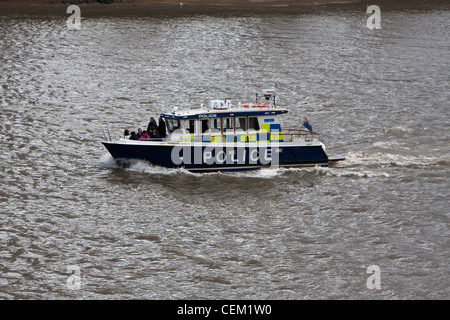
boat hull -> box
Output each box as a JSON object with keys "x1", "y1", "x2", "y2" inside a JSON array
[{"x1": 102, "y1": 141, "x2": 330, "y2": 172}]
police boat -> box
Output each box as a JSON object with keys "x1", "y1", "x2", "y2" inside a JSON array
[{"x1": 102, "y1": 89, "x2": 344, "y2": 172}]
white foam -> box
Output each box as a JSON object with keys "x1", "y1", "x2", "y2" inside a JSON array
[
  {"x1": 98, "y1": 153, "x2": 117, "y2": 168},
  {"x1": 228, "y1": 167, "x2": 285, "y2": 179},
  {"x1": 372, "y1": 140, "x2": 404, "y2": 149},
  {"x1": 126, "y1": 160, "x2": 194, "y2": 176},
  {"x1": 98, "y1": 154, "x2": 287, "y2": 178},
  {"x1": 343, "y1": 151, "x2": 448, "y2": 167},
  {"x1": 98, "y1": 153, "x2": 207, "y2": 176},
  {"x1": 384, "y1": 126, "x2": 415, "y2": 134},
  {"x1": 280, "y1": 165, "x2": 390, "y2": 178},
  {"x1": 323, "y1": 168, "x2": 390, "y2": 178},
  {"x1": 98, "y1": 151, "x2": 447, "y2": 179}
]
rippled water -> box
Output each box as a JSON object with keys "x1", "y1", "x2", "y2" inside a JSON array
[{"x1": 0, "y1": 2, "x2": 449, "y2": 299}]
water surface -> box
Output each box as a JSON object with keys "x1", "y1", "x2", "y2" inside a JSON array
[{"x1": 0, "y1": 2, "x2": 449, "y2": 299}]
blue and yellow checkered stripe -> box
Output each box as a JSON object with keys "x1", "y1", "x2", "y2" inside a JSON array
[{"x1": 189, "y1": 124, "x2": 284, "y2": 143}]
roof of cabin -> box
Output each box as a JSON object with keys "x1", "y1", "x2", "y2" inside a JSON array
[{"x1": 161, "y1": 107, "x2": 288, "y2": 120}]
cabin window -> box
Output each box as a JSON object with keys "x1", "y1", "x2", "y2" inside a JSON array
[
  {"x1": 223, "y1": 118, "x2": 234, "y2": 130},
  {"x1": 180, "y1": 120, "x2": 195, "y2": 134},
  {"x1": 236, "y1": 117, "x2": 247, "y2": 131},
  {"x1": 188, "y1": 120, "x2": 195, "y2": 134},
  {"x1": 248, "y1": 117, "x2": 260, "y2": 130},
  {"x1": 166, "y1": 119, "x2": 181, "y2": 134},
  {"x1": 211, "y1": 118, "x2": 220, "y2": 130},
  {"x1": 201, "y1": 119, "x2": 209, "y2": 133}
]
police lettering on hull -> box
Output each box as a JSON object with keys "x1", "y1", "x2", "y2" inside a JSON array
[{"x1": 171, "y1": 144, "x2": 278, "y2": 167}]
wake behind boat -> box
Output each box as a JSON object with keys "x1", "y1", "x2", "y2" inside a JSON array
[{"x1": 102, "y1": 89, "x2": 344, "y2": 172}]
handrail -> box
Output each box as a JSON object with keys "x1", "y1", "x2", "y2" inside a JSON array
[
  {"x1": 283, "y1": 128, "x2": 319, "y2": 135},
  {"x1": 285, "y1": 132, "x2": 317, "y2": 136},
  {"x1": 102, "y1": 129, "x2": 112, "y2": 141}
]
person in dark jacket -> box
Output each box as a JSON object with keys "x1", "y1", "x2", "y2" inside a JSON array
[
  {"x1": 149, "y1": 128, "x2": 160, "y2": 139},
  {"x1": 129, "y1": 131, "x2": 139, "y2": 140},
  {"x1": 158, "y1": 117, "x2": 167, "y2": 138},
  {"x1": 147, "y1": 117, "x2": 157, "y2": 133},
  {"x1": 137, "y1": 128, "x2": 143, "y2": 140}
]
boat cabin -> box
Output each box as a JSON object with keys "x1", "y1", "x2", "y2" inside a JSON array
[{"x1": 160, "y1": 90, "x2": 288, "y2": 143}]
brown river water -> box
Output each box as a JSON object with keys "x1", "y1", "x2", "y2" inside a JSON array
[{"x1": 0, "y1": 2, "x2": 448, "y2": 299}]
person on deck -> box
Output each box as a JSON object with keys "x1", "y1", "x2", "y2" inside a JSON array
[
  {"x1": 303, "y1": 117, "x2": 313, "y2": 132},
  {"x1": 140, "y1": 130, "x2": 150, "y2": 141},
  {"x1": 147, "y1": 117, "x2": 158, "y2": 133},
  {"x1": 150, "y1": 128, "x2": 160, "y2": 139},
  {"x1": 158, "y1": 117, "x2": 167, "y2": 138},
  {"x1": 137, "y1": 128, "x2": 143, "y2": 140},
  {"x1": 129, "y1": 131, "x2": 139, "y2": 140}
]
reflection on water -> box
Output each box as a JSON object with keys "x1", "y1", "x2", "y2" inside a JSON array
[{"x1": 0, "y1": 1, "x2": 449, "y2": 299}]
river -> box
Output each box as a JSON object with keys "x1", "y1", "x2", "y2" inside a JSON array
[{"x1": 0, "y1": 1, "x2": 448, "y2": 299}]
